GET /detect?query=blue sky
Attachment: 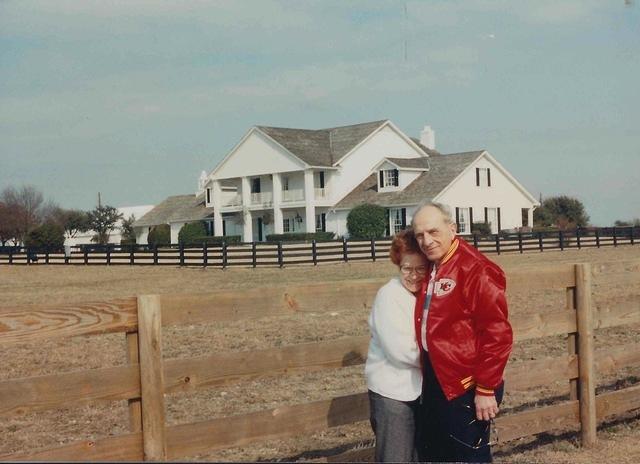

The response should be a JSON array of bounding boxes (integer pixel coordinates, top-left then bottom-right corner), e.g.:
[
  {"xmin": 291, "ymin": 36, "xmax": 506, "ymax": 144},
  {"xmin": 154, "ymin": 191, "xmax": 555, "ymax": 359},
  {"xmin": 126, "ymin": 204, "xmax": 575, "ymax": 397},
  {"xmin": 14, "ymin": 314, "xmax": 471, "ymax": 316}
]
[{"xmin": 1, "ymin": 0, "xmax": 638, "ymax": 226}]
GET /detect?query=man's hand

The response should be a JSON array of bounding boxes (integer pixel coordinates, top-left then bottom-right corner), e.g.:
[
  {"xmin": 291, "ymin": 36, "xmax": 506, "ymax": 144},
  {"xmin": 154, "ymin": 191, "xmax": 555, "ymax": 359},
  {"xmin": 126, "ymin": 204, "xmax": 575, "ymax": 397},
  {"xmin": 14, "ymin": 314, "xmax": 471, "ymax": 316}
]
[{"xmin": 474, "ymin": 394, "xmax": 498, "ymax": 421}]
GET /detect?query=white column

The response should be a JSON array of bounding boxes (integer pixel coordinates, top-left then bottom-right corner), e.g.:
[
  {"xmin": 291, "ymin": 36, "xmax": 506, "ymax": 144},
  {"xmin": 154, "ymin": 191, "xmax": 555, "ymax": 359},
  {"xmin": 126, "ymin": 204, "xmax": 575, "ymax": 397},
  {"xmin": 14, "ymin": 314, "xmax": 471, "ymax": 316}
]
[
  {"xmin": 242, "ymin": 210, "xmax": 252, "ymax": 242},
  {"xmin": 304, "ymin": 169, "xmax": 315, "ymax": 233},
  {"xmin": 212, "ymin": 180, "xmax": 223, "ymax": 237},
  {"xmin": 240, "ymin": 177, "xmax": 253, "ymax": 242},
  {"xmin": 170, "ymin": 222, "xmax": 182, "ymax": 244},
  {"xmin": 272, "ymin": 173, "xmax": 284, "ymax": 234},
  {"xmin": 136, "ymin": 227, "xmax": 149, "ymax": 245},
  {"xmin": 241, "ymin": 177, "xmax": 251, "ymax": 206}
]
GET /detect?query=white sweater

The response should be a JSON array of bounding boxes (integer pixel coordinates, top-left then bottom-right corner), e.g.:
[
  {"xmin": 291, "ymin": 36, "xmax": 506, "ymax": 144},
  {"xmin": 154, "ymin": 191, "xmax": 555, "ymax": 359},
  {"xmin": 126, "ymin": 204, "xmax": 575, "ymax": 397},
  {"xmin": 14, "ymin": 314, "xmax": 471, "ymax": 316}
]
[{"xmin": 364, "ymin": 277, "xmax": 422, "ymax": 402}]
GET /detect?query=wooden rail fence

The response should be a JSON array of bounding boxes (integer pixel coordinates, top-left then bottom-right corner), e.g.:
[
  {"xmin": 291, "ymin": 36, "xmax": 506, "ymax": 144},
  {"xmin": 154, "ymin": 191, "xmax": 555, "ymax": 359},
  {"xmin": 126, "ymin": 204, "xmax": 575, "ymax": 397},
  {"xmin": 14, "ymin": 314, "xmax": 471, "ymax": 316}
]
[
  {"xmin": 1, "ymin": 226, "xmax": 638, "ymax": 268},
  {"xmin": 1, "ymin": 262, "xmax": 639, "ymax": 460}
]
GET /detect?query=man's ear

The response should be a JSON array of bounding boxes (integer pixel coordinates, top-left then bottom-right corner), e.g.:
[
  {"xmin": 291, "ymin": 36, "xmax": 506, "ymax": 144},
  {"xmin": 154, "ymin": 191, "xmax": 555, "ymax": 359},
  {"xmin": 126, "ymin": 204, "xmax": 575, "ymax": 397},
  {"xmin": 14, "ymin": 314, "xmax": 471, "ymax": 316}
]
[{"xmin": 449, "ymin": 222, "xmax": 457, "ymax": 236}]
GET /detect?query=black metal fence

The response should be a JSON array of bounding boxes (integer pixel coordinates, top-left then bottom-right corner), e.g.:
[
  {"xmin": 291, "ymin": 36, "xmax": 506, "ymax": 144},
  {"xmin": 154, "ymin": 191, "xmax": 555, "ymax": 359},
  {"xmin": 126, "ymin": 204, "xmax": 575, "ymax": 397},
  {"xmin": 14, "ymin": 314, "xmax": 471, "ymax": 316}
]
[{"xmin": 1, "ymin": 226, "xmax": 638, "ymax": 268}]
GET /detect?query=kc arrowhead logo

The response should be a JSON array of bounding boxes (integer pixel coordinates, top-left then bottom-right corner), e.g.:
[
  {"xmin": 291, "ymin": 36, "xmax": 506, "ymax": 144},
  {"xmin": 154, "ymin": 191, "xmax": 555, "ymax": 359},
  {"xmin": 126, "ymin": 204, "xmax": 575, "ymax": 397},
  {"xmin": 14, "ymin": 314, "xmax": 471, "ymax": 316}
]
[{"xmin": 434, "ymin": 278, "xmax": 456, "ymax": 296}]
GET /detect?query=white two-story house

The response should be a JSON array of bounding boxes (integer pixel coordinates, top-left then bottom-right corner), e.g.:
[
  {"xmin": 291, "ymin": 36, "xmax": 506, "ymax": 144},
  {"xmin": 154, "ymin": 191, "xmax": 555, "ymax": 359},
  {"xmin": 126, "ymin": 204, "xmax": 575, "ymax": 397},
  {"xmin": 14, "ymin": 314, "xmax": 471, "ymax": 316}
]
[{"xmin": 134, "ymin": 120, "xmax": 539, "ymax": 243}]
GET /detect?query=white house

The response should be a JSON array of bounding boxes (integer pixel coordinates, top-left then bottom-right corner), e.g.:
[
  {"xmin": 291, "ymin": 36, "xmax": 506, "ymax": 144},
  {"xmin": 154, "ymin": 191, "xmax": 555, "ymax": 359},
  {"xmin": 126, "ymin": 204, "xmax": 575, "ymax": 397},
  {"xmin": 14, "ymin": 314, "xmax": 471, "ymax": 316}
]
[
  {"xmin": 134, "ymin": 120, "xmax": 538, "ymax": 243},
  {"xmin": 65, "ymin": 205, "xmax": 154, "ymax": 247}
]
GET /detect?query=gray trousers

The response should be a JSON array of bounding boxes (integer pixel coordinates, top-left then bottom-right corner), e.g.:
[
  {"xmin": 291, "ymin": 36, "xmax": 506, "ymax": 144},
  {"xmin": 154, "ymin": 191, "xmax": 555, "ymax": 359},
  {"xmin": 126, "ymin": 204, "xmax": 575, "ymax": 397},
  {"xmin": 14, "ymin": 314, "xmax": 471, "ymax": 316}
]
[{"xmin": 368, "ymin": 390, "xmax": 420, "ymax": 463}]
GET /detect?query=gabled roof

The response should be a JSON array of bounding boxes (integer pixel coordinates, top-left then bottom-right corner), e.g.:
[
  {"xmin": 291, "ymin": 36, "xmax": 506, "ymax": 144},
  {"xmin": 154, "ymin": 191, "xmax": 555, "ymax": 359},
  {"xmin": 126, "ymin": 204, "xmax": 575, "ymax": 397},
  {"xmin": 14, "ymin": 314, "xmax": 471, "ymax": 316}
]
[
  {"xmin": 133, "ymin": 194, "xmax": 213, "ymax": 227},
  {"xmin": 334, "ymin": 151, "xmax": 484, "ymax": 209},
  {"xmin": 256, "ymin": 120, "xmax": 388, "ymax": 167}
]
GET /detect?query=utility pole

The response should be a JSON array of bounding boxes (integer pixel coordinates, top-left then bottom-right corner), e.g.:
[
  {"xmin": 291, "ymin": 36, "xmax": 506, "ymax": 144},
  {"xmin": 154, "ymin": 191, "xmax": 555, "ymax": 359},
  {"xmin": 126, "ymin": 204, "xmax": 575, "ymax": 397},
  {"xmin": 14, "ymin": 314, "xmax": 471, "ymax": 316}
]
[{"xmin": 98, "ymin": 192, "xmax": 102, "ymax": 208}]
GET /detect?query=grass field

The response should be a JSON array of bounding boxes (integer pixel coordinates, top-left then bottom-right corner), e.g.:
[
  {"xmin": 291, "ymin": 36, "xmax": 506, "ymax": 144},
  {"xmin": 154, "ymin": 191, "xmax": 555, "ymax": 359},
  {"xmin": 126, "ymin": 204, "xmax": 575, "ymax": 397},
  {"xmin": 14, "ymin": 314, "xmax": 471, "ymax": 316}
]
[{"xmin": 1, "ymin": 245, "xmax": 639, "ymax": 462}]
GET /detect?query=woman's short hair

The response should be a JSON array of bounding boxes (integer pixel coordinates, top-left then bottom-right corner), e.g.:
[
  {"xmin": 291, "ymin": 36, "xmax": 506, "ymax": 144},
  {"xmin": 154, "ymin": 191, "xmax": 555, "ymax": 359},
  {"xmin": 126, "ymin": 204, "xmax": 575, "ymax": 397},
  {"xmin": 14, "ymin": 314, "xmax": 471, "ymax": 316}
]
[{"xmin": 389, "ymin": 228, "xmax": 423, "ymax": 266}]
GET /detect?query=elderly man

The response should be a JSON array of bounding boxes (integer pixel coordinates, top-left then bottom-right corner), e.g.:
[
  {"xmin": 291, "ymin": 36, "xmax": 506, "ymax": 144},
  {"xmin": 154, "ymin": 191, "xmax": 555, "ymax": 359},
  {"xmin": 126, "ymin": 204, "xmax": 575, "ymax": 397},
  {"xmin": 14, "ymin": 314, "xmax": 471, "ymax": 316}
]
[{"xmin": 412, "ymin": 201, "xmax": 513, "ymax": 463}]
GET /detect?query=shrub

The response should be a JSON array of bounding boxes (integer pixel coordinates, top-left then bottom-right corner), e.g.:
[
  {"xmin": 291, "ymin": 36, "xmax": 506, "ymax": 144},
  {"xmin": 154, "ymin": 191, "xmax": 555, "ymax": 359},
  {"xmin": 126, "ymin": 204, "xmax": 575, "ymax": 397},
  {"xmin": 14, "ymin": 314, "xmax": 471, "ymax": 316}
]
[
  {"xmin": 471, "ymin": 222, "xmax": 492, "ymax": 236},
  {"xmin": 148, "ymin": 224, "xmax": 170, "ymax": 247},
  {"xmin": 347, "ymin": 204, "xmax": 387, "ymax": 239},
  {"xmin": 265, "ymin": 232, "xmax": 335, "ymax": 242},
  {"xmin": 178, "ymin": 221, "xmax": 207, "ymax": 245},
  {"xmin": 183, "ymin": 235, "xmax": 242, "ymax": 246},
  {"xmin": 24, "ymin": 222, "xmax": 65, "ymax": 250}
]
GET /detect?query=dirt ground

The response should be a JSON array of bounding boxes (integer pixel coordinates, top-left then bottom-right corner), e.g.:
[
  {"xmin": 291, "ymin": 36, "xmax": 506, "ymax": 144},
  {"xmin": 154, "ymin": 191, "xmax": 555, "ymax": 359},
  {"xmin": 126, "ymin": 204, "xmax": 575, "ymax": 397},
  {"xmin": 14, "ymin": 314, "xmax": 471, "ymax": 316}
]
[{"xmin": 1, "ymin": 245, "xmax": 639, "ymax": 462}]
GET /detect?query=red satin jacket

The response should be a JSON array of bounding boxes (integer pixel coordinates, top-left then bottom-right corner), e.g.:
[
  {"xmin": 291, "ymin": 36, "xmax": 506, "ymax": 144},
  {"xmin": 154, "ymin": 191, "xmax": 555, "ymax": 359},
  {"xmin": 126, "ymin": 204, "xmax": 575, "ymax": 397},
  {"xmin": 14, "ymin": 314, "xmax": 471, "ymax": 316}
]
[{"xmin": 414, "ymin": 238, "xmax": 513, "ymax": 401}]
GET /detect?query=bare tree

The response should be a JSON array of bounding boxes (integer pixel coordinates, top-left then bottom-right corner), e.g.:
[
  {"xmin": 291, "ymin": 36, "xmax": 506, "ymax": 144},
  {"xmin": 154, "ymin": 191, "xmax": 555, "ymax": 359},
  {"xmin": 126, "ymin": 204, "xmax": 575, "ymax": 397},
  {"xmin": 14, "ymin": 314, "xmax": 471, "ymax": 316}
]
[
  {"xmin": 0, "ymin": 201, "xmax": 21, "ymax": 246},
  {"xmin": 0, "ymin": 185, "xmax": 53, "ymax": 243}
]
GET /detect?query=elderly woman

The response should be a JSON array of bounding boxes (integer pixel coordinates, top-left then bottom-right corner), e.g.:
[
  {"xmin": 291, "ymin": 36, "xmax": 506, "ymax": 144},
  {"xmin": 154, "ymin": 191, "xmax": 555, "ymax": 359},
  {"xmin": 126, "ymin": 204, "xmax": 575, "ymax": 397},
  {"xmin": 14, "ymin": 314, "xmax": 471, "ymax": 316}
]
[{"xmin": 365, "ymin": 229, "xmax": 427, "ymax": 462}]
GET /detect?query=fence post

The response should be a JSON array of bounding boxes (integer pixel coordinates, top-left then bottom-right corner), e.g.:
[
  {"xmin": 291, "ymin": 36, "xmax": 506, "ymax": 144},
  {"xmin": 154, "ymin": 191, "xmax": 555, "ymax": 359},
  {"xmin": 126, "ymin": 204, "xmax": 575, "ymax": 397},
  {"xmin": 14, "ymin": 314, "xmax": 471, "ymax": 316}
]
[
  {"xmin": 153, "ymin": 245, "xmax": 158, "ymax": 265},
  {"xmin": 370, "ymin": 238, "xmax": 376, "ymax": 262},
  {"xmin": 130, "ymin": 245, "xmax": 135, "ymax": 265},
  {"xmin": 566, "ymin": 284, "xmax": 579, "ymax": 407},
  {"xmin": 342, "ymin": 237, "xmax": 348, "ymax": 262},
  {"xmin": 252, "ymin": 242, "xmax": 257, "ymax": 268},
  {"xmin": 595, "ymin": 229, "xmax": 600, "ymax": 248},
  {"xmin": 179, "ymin": 243, "xmax": 185, "ymax": 266},
  {"xmin": 559, "ymin": 230, "xmax": 564, "ymax": 251},
  {"xmin": 631, "ymin": 226, "xmax": 635, "ymax": 246},
  {"xmin": 473, "ymin": 234, "xmax": 478, "ymax": 249},
  {"xmin": 518, "ymin": 233, "xmax": 523, "ymax": 253},
  {"xmin": 612, "ymin": 227, "xmax": 618, "ymax": 247},
  {"xmin": 137, "ymin": 294, "xmax": 167, "ymax": 460},
  {"xmin": 538, "ymin": 232, "xmax": 543, "ymax": 252},
  {"xmin": 125, "ymin": 331, "xmax": 143, "ymax": 433},
  {"xmin": 575, "ymin": 263, "xmax": 596, "ymax": 447},
  {"xmin": 312, "ymin": 239, "xmax": 318, "ymax": 265},
  {"xmin": 495, "ymin": 234, "xmax": 501, "ymax": 255},
  {"xmin": 277, "ymin": 241, "xmax": 283, "ymax": 268},
  {"xmin": 576, "ymin": 228, "xmax": 582, "ymax": 249},
  {"xmin": 222, "ymin": 242, "xmax": 228, "ymax": 269},
  {"xmin": 84, "ymin": 247, "xmax": 89, "ymax": 265},
  {"xmin": 202, "ymin": 242, "xmax": 208, "ymax": 267},
  {"xmin": 45, "ymin": 246, "xmax": 50, "ymax": 264}
]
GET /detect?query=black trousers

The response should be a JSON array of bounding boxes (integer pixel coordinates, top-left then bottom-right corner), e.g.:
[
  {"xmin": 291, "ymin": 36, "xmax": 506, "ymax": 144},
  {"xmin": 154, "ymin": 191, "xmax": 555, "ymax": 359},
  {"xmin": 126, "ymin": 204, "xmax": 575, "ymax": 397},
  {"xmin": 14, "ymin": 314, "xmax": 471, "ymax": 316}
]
[{"xmin": 418, "ymin": 353, "xmax": 504, "ymax": 463}]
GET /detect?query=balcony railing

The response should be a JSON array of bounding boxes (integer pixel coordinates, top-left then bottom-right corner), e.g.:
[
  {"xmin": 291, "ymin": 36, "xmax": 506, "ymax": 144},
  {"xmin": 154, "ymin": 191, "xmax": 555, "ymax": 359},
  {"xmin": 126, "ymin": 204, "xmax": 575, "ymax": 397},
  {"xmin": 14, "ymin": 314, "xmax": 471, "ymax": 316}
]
[
  {"xmin": 314, "ymin": 187, "xmax": 327, "ymax": 199},
  {"xmin": 222, "ymin": 194, "xmax": 242, "ymax": 207},
  {"xmin": 282, "ymin": 189, "xmax": 305, "ymax": 202},
  {"xmin": 251, "ymin": 192, "xmax": 273, "ymax": 206}
]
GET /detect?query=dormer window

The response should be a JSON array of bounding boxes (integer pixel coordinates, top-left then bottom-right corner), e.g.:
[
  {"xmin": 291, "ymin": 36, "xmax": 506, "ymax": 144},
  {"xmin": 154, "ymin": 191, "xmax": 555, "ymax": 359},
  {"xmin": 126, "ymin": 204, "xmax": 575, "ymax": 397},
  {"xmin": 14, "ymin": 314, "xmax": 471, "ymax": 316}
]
[
  {"xmin": 379, "ymin": 169, "xmax": 399, "ymax": 189},
  {"xmin": 476, "ymin": 168, "xmax": 491, "ymax": 187}
]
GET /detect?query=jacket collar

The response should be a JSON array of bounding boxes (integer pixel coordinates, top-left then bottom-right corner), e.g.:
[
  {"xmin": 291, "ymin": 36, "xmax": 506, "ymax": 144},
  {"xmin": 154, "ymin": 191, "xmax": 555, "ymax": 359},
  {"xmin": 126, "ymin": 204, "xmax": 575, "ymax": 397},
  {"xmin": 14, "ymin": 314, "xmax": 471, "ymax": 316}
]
[{"xmin": 439, "ymin": 237, "xmax": 459, "ymax": 266}]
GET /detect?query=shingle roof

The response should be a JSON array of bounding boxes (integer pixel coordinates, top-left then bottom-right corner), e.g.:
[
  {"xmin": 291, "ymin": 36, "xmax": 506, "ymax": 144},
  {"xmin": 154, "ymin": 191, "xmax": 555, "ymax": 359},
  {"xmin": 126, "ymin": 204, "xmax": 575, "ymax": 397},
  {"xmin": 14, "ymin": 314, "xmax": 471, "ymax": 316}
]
[
  {"xmin": 334, "ymin": 151, "xmax": 484, "ymax": 209},
  {"xmin": 409, "ymin": 137, "xmax": 441, "ymax": 156},
  {"xmin": 133, "ymin": 194, "xmax": 213, "ymax": 227},
  {"xmin": 386, "ymin": 157, "xmax": 431, "ymax": 169},
  {"xmin": 256, "ymin": 120, "xmax": 389, "ymax": 166}
]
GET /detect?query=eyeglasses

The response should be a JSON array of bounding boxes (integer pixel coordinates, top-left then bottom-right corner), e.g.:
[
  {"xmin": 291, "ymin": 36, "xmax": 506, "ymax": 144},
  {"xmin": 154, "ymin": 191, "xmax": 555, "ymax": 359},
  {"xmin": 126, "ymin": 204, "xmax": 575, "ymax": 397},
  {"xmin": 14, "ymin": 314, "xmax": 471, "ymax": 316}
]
[
  {"xmin": 400, "ymin": 265, "xmax": 427, "ymax": 276},
  {"xmin": 448, "ymin": 404, "xmax": 499, "ymax": 450}
]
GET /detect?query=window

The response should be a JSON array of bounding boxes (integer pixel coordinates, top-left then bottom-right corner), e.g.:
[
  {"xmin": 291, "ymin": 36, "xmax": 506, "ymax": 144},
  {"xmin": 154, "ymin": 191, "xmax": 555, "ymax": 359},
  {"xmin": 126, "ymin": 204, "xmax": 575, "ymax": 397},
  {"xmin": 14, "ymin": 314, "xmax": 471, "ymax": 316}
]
[
  {"xmin": 282, "ymin": 176, "xmax": 289, "ymax": 191},
  {"xmin": 521, "ymin": 208, "xmax": 529, "ymax": 228},
  {"xmin": 379, "ymin": 169, "xmax": 399, "ymax": 188},
  {"xmin": 389, "ymin": 208, "xmax": 406, "ymax": 234},
  {"xmin": 484, "ymin": 207, "xmax": 501, "ymax": 234},
  {"xmin": 283, "ymin": 218, "xmax": 291, "ymax": 233},
  {"xmin": 206, "ymin": 188, "xmax": 211, "ymax": 204},
  {"xmin": 251, "ymin": 177, "xmax": 261, "ymax": 193},
  {"xmin": 315, "ymin": 213, "xmax": 326, "ymax": 232},
  {"xmin": 456, "ymin": 207, "xmax": 471, "ymax": 234},
  {"xmin": 476, "ymin": 168, "xmax": 491, "ymax": 187}
]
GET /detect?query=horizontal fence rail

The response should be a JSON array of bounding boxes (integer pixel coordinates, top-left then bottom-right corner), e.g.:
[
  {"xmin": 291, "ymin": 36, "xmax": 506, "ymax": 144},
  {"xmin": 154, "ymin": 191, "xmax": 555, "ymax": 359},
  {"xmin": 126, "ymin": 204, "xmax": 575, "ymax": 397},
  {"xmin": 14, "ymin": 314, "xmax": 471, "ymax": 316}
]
[
  {"xmin": 0, "ymin": 226, "xmax": 638, "ymax": 268},
  {"xmin": 1, "ymin": 261, "xmax": 639, "ymax": 461}
]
